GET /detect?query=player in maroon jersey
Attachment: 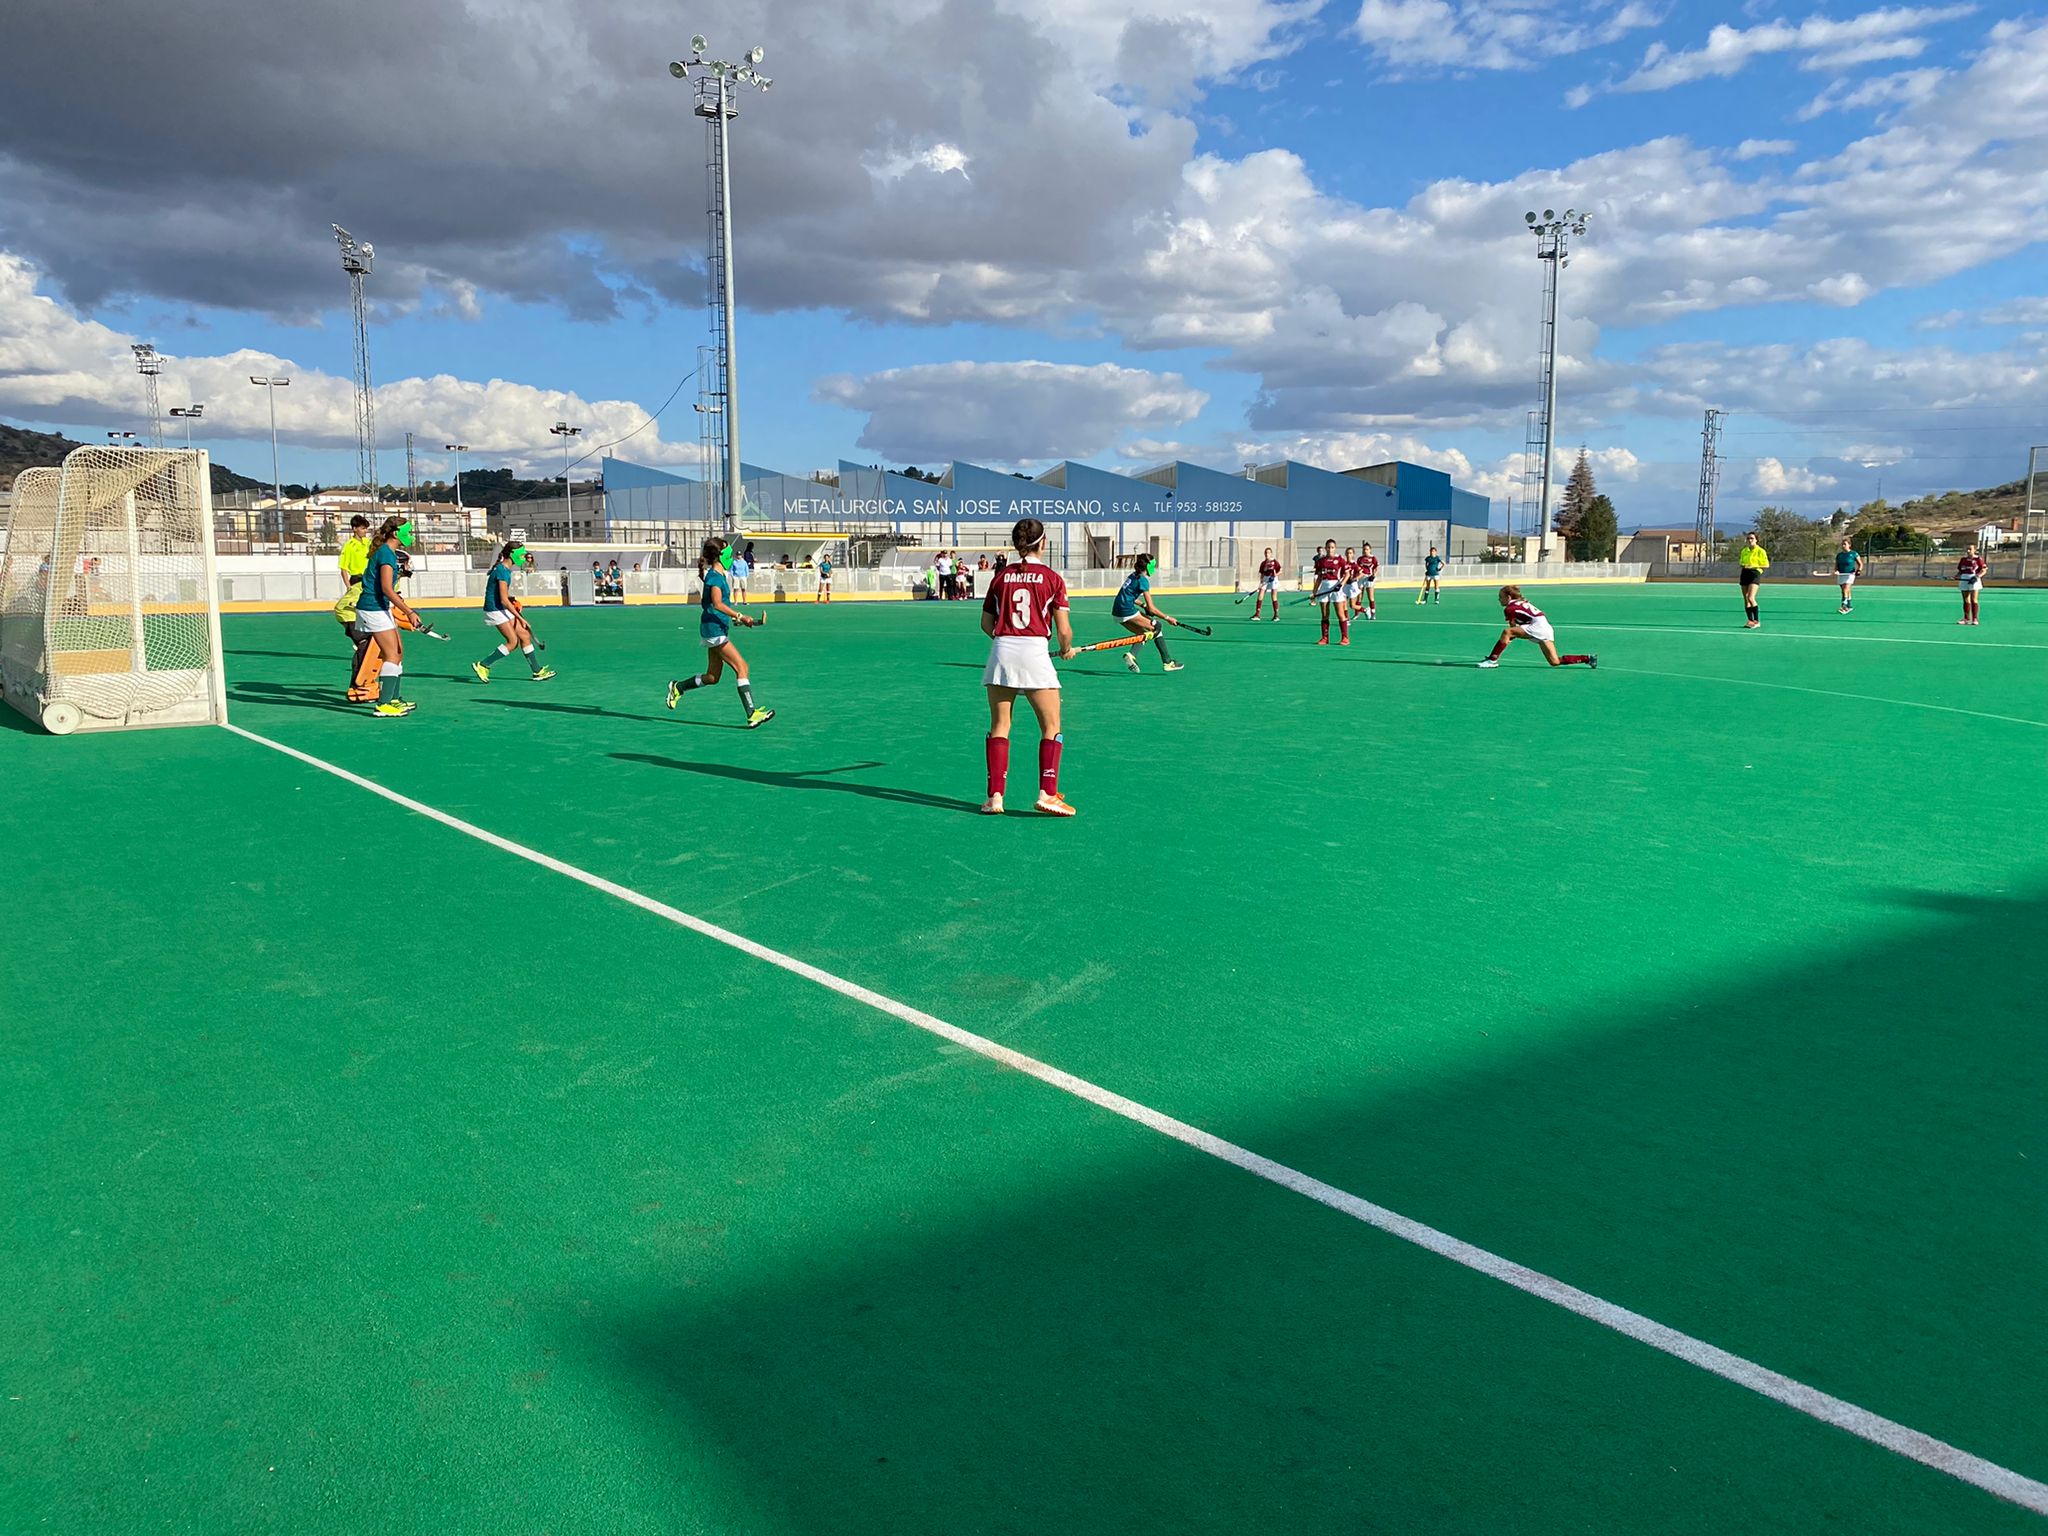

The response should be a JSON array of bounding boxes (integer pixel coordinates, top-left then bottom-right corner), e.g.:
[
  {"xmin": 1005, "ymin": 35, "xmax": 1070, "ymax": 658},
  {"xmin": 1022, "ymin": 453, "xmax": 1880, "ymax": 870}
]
[
  {"xmin": 1477, "ymin": 586, "xmax": 1595, "ymax": 669},
  {"xmin": 980, "ymin": 518, "xmax": 1079, "ymax": 816},
  {"xmin": 1956, "ymin": 548, "xmax": 1987, "ymax": 624},
  {"xmin": 1311, "ymin": 539, "xmax": 1350, "ymax": 646},
  {"xmin": 1252, "ymin": 548, "xmax": 1283, "ymax": 620},
  {"xmin": 1357, "ymin": 542, "xmax": 1380, "ymax": 621}
]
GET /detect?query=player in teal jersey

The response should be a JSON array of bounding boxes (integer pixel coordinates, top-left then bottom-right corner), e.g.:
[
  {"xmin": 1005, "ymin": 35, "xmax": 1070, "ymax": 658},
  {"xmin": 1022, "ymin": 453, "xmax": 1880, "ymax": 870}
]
[
  {"xmin": 1834, "ymin": 539, "xmax": 1861, "ymax": 613},
  {"xmin": 1109, "ymin": 552, "xmax": 1183, "ymax": 673},
  {"xmin": 355, "ymin": 516, "xmax": 420, "ymax": 716},
  {"xmin": 816, "ymin": 554, "xmax": 834, "ymax": 603},
  {"xmin": 472, "ymin": 541, "xmax": 556, "ymax": 681},
  {"xmin": 668, "ymin": 536, "xmax": 773, "ymax": 727},
  {"xmin": 1418, "ymin": 546, "xmax": 1444, "ymax": 604}
]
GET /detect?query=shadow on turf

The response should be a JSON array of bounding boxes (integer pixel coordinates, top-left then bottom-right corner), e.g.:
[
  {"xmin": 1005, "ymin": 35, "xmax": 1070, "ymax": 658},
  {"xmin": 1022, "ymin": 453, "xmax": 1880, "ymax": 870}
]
[
  {"xmin": 227, "ymin": 682, "xmax": 364, "ymax": 715},
  {"xmin": 557, "ymin": 880, "xmax": 2048, "ymax": 1536},
  {"xmin": 612, "ymin": 751, "xmax": 980, "ymax": 812},
  {"xmin": 226, "ymin": 648, "xmax": 339, "ymax": 661},
  {"xmin": 468, "ymin": 696, "xmax": 744, "ymax": 729}
]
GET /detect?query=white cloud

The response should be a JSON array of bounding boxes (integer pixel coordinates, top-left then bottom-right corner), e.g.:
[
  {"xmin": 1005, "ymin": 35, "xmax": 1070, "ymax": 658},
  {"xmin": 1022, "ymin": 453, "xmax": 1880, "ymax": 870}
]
[
  {"xmin": 0, "ymin": 253, "xmax": 701, "ymax": 475},
  {"xmin": 813, "ymin": 360, "xmax": 1207, "ymax": 464},
  {"xmin": 1353, "ymin": 0, "xmax": 1658, "ymax": 74},
  {"xmin": 1751, "ymin": 456, "xmax": 1840, "ymax": 495},
  {"xmin": 865, "ymin": 143, "xmax": 973, "ymax": 182},
  {"xmin": 1596, "ymin": 5, "xmax": 1974, "ymax": 98},
  {"xmin": 1797, "ymin": 66, "xmax": 1946, "ymax": 118},
  {"xmin": 1733, "ymin": 138, "xmax": 1795, "ymax": 159},
  {"xmin": 1980, "ymin": 296, "xmax": 2048, "ymax": 326}
]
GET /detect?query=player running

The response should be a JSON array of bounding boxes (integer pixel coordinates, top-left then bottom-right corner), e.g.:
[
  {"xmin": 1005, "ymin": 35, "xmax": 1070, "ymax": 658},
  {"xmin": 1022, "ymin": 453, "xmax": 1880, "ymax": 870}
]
[
  {"xmin": 1834, "ymin": 539, "xmax": 1861, "ymax": 613},
  {"xmin": 356, "ymin": 517, "xmax": 422, "ymax": 716},
  {"xmin": 1737, "ymin": 531, "xmax": 1769, "ymax": 628},
  {"xmin": 980, "ymin": 518, "xmax": 1078, "ymax": 816},
  {"xmin": 1110, "ymin": 552, "xmax": 1184, "ymax": 672},
  {"xmin": 472, "ymin": 541, "xmax": 555, "ymax": 682},
  {"xmin": 1252, "ymin": 547, "xmax": 1282, "ymax": 620},
  {"xmin": 1357, "ymin": 542, "xmax": 1380, "ymax": 621},
  {"xmin": 667, "ymin": 536, "xmax": 774, "ymax": 728},
  {"xmin": 1477, "ymin": 586, "xmax": 1596, "ymax": 669},
  {"xmin": 1957, "ymin": 547, "xmax": 1987, "ymax": 624},
  {"xmin": 1418, "ymin": 545, "xmax": 1442, "ymax": 604},
  {"xmin": 1312, "ymin": 540, "xmax": 1349, "ymax": 646}
]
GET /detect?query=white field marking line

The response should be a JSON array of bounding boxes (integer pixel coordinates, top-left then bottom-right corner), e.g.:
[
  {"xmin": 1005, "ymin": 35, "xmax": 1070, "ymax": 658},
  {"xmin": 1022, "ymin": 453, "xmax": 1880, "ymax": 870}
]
[
  {"xmin": 223, "ymin": 717, "xmax": 2048, "ymax": 1519},
  {"xmin": 1606, "ymin": 665, "xmax": 2048, "ymax": 729},
  {"xmin": 1386, "ymin": 617, "xmax": 2048, "ymax": 651}
]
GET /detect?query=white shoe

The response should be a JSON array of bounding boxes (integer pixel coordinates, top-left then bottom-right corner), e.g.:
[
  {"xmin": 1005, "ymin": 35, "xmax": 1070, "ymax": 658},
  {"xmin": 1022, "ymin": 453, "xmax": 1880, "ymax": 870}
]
[
  {"xmin": 1124, "ymin": 653, "xmax": 1140, "ymax": 672},
  {"xmin": 1476, "ymin": 658, "xmax": 1500, "ymax": 668},
  {"xmin": 980, "ymin": 793, "xmax": 1004, "ymax": 816}
]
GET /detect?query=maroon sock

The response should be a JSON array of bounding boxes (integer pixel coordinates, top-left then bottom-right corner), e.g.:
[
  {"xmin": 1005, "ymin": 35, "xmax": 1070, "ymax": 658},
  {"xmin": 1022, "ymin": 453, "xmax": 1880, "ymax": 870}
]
[
  {"xmin": 1486, "ymin": 637, "xmax": 1508, "ymax": 660},
  {"xmin": 1320, "ymin": 612, "xmax": 1330, "ymax": 639},
  {"xmin": 1560, "ymin": 654, "xmax": 1592, "ymax": 665},
  {"xmin": 985, "ymin": 735, "xmax": 1009, "ymax": 797},
  {"xmin": 1339, "ymin": 615, "xmax": 1350, "ymax": 641},
  {"xmin": 1039, "ymin": 734, "xmax": 1062, "ymax": 795}
]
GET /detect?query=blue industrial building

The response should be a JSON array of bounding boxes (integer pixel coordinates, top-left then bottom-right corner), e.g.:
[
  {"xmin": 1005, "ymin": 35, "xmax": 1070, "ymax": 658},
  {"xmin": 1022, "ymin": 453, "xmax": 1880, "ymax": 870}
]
[{"xmin": 601, "ymin": 451, "xmax": 1492, "ymax": 570}]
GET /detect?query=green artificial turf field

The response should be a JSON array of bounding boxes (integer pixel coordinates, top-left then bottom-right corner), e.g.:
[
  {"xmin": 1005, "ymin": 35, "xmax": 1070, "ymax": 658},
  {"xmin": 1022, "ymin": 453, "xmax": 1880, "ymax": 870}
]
[{"xmin": 2, "ymin": 580, "xmax": 2044, "ymax": 1533}]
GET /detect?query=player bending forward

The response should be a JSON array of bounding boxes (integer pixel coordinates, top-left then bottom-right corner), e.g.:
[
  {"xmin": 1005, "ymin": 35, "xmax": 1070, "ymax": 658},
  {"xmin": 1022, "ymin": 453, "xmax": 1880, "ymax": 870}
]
[
  {"xmin": 1477, "ymin": 586, "xmax": 1596, "ymax": 669},
  {"xmin": 668, "ymin": 537, "xmax": 774, "ymax": 728},
  {"xmin": 981, "ymin": 518, "xmax": 1077, "ymax": 817},
  {"xmin": 1312, "ymin": 540, "xmax": 1350, "ymax": 646},
  {"xmin": 472, "ymin": 541, "xmax": 555, "ymax": 682},
  {"xmin": 1252, "ymin": 548, "xmax": 1282, "ymax": 620},
  {"xmin": 1111, "ymin": 552, "xmax": 1185, "ymax": 672}
]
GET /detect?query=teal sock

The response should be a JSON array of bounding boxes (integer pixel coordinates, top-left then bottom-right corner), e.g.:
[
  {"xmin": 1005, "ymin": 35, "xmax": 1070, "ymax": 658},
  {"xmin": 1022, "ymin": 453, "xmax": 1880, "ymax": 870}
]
[
  {"xmin": 673, "ymin": 674, "xmax": 706, "ymax": 694},
  {"xmin": 1153, "ymin": 633, "xmax": 1175, "ymax": 662},
  {"xmin": 477, "ymin": 645, "xmax": 507, "ymax": 670},
  {"xmin": 377, "ymin": 671, "xmax": 398, "ymax": 704},
  {"xmin": 523, "ymin": 644, "xmax": 541, "ymax": 674},
  {"xmin": 737, "ymin": 681, "xmax": 756, "ymax": 714}
]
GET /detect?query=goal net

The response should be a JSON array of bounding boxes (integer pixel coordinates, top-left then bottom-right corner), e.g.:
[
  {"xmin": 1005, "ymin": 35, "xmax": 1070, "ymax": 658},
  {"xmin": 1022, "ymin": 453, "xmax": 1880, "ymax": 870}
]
[{"xmin": 0, "ymin": 446, "xmax": 227, "ymax": 735}]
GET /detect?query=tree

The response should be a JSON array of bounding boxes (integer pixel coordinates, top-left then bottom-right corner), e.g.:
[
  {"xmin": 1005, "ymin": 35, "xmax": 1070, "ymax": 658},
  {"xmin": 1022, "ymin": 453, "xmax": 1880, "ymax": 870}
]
[
  {"xmin": 1572, "ymin": 493, "xmax": 1618, "ymax": 561},
  {"xmin": 1554, "ymin": 447, "xmax": 1596, "ymax": 542},
  {"xmin": 1750, "ymin": 505, "xmax": 1818, "ymax": 553}
]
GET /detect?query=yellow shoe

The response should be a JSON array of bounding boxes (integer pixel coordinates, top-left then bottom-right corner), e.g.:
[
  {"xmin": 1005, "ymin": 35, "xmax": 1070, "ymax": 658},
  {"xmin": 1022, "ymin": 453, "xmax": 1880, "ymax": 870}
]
[
  {"xmin": 372, "ymin": 701, "xmax": 409, "ymax": 718},
  {"xmin": 745, "ymin": 707, "xmax": 775, "ymax": 729},
  {"xmin": 470, "ymin": 661, "xmax": 490, "ymax": 682}
]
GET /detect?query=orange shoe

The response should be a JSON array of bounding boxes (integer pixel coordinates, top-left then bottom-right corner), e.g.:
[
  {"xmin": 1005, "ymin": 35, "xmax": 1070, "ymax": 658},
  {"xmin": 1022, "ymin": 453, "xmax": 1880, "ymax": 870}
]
[{"xmin": 1034, "ymin": 791, "xmax": 1077, "ymax": 817}]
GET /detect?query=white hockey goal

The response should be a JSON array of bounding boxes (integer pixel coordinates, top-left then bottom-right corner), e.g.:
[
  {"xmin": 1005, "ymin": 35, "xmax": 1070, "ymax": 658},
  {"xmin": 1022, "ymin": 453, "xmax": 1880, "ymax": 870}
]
[{"xmin": 0, "ymin": 446, "xmax": 227, "ymax": 734}]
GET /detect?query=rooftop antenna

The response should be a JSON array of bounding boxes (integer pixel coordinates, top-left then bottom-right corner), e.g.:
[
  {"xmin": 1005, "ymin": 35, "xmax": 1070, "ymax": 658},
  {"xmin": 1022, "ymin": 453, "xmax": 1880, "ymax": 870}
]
[{"xmin": 333, "ymin": 224, "xmax": 379, "ymax": 505}]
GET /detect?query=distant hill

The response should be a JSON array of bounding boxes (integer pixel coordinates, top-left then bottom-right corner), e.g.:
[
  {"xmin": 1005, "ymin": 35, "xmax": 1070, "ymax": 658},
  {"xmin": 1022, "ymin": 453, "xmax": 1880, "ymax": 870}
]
[
  {"xmin": 0, "ymin": 420, "xmax": 308, "ymax": 500},
  {"xmin": 1876, "ymin": 479, "xmax": 2030, "ymax": 539}
]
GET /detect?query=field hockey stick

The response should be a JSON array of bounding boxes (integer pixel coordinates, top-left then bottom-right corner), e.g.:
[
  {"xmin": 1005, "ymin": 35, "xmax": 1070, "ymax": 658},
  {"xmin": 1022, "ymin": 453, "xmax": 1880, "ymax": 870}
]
[
  {"xmin": 1069, "ymin": 633, "xmax": 1152, "ymax": 655},
  {"xmin": 1157, "ymin": 614, "xmax": 1212, "ymax": 636}
]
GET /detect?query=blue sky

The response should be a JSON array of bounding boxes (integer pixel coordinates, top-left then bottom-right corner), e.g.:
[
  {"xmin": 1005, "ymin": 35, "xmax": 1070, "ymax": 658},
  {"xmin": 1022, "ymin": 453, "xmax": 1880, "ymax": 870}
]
[{"xmin": 3, "ymin": 0, "xmax": 2045, "ymax": 527}]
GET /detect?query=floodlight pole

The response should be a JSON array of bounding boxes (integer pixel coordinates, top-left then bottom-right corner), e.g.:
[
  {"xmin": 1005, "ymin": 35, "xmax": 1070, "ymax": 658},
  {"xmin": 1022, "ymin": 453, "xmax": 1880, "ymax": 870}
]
[
  {"xmin": 550, "ymin": 421, "xmax": 582, "ymax": 532},
  {"xmin": 444, "ymin": 444, "xmax": 468, "ymax": 515},
  {"xmin": 170, "ymin": 403, "xmax": 205, "ymax": 453},
  {"xmin": 250, "ymin": 376, "xmax": 290, "ymax": 548},
  {"xmin": 1523, "ymin": 208, "xmax": 1589, "ymax": 559},
  {"xmin": 672, "ymin": 37, "xmax": 771, "ymax": 537}
]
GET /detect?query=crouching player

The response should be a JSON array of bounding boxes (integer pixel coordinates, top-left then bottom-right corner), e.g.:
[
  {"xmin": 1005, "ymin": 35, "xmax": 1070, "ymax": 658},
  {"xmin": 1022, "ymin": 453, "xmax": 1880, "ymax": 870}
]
[
  {"xmin": 1477, "ymin": 586, "xmax": 1596, "ymax": 669},
  {"xmin": 980, "ymin": 518, "xmax": 1077, "ymax": 816},
  {"xmin": 472, "ymin": 541, "xmax": 555, "ymax": 682},
  {"xmin": 1111, "ymin": 552, "xmax": 1184, "ymax": 673}
]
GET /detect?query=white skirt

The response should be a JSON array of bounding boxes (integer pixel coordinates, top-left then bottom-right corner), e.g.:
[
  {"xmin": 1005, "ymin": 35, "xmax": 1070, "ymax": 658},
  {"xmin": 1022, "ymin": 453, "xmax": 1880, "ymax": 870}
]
[
  {"xmin": 983, "ymin": 635, "xmax": 1059, "ymax": 691},
  {"xmin": 1517, "ymin": 616, "xmax": 1556, "ymax": 644},
  {"xmin": 355, "ymin": 608, "xmax": 397, "ymax": 634}
]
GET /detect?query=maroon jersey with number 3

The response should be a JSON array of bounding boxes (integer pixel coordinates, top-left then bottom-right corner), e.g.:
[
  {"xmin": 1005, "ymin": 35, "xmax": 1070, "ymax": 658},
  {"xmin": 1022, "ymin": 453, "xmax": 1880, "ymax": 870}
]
[
  {"xmin": 1359, "ymin": 554, "xmax": 1380, "ymax": 582},
  {"xmin": 1313, "ymin": 553, "xmax": 1345, "ymax": 586},
  {"xmin": 983, "ymin": 559, "xmax": 1070, "ymax": 638},
  {"xmin": 1504, "ymin": 595, "xmax": 1544, "ymax": 626}
]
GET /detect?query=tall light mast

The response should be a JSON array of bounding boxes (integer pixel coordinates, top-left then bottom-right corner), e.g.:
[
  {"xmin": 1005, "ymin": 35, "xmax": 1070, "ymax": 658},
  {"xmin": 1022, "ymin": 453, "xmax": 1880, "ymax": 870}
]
[
  {"xmin": 670, "ymin": 35, "xmax": 771, "ymax": 536},
  {"xmin": 333, "ymin": 224, "xmax": 379, "ymax": 505},
  {"xmin": 1522, "ymin": 207, "xmax": 1589, "ymax": 556}
]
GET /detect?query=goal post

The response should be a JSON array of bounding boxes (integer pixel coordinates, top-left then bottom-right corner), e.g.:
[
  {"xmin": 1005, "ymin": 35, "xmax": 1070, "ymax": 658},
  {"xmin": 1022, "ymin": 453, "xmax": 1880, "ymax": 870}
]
[{"xmin": 0, "ymin": 445, "xmax": 227, "ymax": 735}]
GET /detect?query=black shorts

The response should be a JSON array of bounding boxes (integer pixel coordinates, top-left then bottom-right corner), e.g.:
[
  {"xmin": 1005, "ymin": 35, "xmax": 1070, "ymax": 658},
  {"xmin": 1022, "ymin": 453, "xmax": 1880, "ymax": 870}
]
[{"xmin": 1739, "ymin": 567, "xmax": 1761, "ymax": 588}]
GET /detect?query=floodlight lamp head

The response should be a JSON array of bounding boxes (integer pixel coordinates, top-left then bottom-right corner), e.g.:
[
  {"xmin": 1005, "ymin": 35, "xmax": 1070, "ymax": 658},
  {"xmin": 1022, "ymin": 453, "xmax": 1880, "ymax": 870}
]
[
  {"xmin": 670, "ymin": 60, "xmax": 688, "ymax": 77},
  {"xmin": 1543, "ymin": 208, "xmax": 1555, "ymax": 221},
  {"xmin": 746, "ymin": 45, "xmax": 764, "ymax": 63},
  {"xmin": 691, "ymin": 33, "xmax": 707, "ymax": 52},
  {"xmin": 1525, "ymin": 210, "xmax": 1537, "ymax": 224}
]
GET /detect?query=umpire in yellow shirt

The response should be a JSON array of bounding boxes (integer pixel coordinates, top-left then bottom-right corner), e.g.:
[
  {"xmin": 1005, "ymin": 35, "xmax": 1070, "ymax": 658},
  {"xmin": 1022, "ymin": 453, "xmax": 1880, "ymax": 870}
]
[
  {"xmin": 1738, "ymin": 530, "xmax": 1769, "ymax": 629},
  {"xmin": 337, "ymin": 514, "xmax": 372, "ymax": 592}
]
